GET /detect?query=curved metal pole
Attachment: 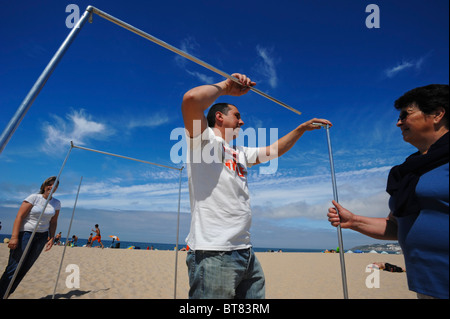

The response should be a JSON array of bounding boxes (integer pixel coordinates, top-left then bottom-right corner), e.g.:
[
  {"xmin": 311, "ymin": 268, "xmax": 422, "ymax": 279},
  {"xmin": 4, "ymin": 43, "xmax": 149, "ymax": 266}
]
[
  {"xmin": 173, "ymin": 166, "xmax": 184, "ymax": 299},
  {"xmin": 52, "ymin": 176, "xmax": 83, "ymax": 299},
  {"xmin": 0, "ymin": 8, "xmax": 93, "ymax": 155},
  {"xmin": 3, "ymin": 144, "xmax": 74, "ymax": 299}
]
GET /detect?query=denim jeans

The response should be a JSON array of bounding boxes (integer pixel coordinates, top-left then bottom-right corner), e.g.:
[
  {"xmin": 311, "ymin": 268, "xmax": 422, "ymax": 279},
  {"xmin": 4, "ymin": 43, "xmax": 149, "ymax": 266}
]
[
  {"xmin": 0, "ymin": 231, "xmax": 48, "ymax": 298},
  {"xmin": 186, "ymin": 247, "xmax": 265, "ymax": 299}
]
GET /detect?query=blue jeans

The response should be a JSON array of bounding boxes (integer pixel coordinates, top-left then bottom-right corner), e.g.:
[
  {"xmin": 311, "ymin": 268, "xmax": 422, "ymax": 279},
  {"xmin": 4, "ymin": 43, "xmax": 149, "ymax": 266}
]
[
  {"xmin": 0, "ymin": 231, "xmax": 48, "ymax": 298},
  {"xmin": 186, "ymin": 247, "xmax": 265, "ymax": 299}
]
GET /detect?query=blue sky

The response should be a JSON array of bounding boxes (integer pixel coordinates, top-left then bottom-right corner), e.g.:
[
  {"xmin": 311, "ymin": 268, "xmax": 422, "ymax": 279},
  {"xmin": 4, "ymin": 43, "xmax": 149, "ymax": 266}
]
[{"xmin": 0, "ymin": 0, "xmax": 448, "ymax": 249}]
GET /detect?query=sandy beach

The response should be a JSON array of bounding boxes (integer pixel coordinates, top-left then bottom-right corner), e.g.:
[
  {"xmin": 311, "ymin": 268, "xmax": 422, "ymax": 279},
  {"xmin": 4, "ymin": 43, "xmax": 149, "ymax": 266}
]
[{"xmin": 0, "ymin": 243, "xmax": 416, "ymax": 299}]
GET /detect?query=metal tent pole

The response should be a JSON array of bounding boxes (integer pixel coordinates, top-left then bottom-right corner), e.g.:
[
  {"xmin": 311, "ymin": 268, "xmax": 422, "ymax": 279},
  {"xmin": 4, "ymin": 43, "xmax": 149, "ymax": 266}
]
[
  {"xmin": 52, "ymin": 176, "xmax": 83, "ymax": 299},
  {"xmin": 0, "ymin": 8, "xmax": 93, "ymax": 155},
  {"xmin": 49, "ymin": 142, "xmax": 182, "ymax": 299},
  {"xmin": 69, "ymin": 142, "xmax": 184, "ymax": 298},
  {"xmin": 88, "ymin": 6, "xmax": 301, "ymax": 116},
  {"xmin": 173, "ymin": 166, "xmax": 184, "ymax": 299},
  {"xmin": 3, "ymin": 144, "xmax": 74, "ymax": 299},
  {"xmin": 325, "ymin": 124, "xmax": 349, "ymax": 299},
  {"xmin": 71, "ymin": 142, "xmax": 180, "ymax": 171},
  {"xmin": 0, "ymin": 5, "xmax": 301, "ymax": 156},
  {"xmin": 313, "ymin": 123, "xmax": 349, "ymax": 299}
]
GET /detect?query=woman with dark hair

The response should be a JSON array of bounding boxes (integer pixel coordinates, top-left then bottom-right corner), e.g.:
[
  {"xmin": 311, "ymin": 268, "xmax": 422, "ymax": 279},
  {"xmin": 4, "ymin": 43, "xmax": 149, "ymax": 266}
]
[
  {"xmin": 328, "ymin": 84, "xmax": 449, "ymax": 299},
  {"xmin": 0, "ymin": 176, "xmax": 61, "ymax": 298}
]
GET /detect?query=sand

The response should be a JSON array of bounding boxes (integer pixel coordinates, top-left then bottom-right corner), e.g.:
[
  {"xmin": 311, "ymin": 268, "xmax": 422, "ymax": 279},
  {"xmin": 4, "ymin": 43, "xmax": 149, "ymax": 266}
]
[{"xmin": 0, "ymin": 243, "xmax": 416, "ymax": 299}]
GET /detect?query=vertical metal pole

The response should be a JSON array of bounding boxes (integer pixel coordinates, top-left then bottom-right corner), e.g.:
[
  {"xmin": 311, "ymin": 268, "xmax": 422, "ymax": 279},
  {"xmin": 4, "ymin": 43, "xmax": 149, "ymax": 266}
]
[
  {"xmin": 52, "ymin": 176, "xmax": 83, "ymax": 299},
  {"xmin": 0, "ymin": 7, "xmax": 93, "ymax": 155},
  {"xmin": 173, "ymin": 166, "xmax": 184, "ymax": 299},
  {"xmin": 325, "ymin": 124, "xmax": 349, "ymax": 299},
  {"xmin": 3, "ymin": 144, "xmax": 74, "ymax": 299}
]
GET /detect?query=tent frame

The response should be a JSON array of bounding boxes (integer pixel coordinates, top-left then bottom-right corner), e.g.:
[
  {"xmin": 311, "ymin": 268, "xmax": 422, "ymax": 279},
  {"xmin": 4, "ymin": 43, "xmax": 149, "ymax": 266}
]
[
  {"xmin": 0, "ymin": 5, "xmax": 301, "ymax": 155},
  {"xmin": 3, "ymin": 142, "xmax": 184, "ymax": 299},
  {"xmin": 1, "ymin": 5, "xmax": 349, "ymax": 299}
]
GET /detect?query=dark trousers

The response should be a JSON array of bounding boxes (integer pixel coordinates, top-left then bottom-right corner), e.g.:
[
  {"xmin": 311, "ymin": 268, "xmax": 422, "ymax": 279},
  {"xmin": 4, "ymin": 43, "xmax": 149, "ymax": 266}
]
[{"xmin": 0, "ymin": 231, "xmax": 48, "ymax": 298}]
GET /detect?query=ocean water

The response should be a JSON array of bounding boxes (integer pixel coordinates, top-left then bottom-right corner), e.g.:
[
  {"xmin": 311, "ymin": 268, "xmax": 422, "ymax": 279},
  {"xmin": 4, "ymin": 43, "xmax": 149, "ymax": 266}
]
[
  {"xmin": 0, "ymin": 234, "xmax": 323, "ymax": 252},
  {"xmin": 0, "ymin": 234, "xmax": 400, "ymax": 253}
]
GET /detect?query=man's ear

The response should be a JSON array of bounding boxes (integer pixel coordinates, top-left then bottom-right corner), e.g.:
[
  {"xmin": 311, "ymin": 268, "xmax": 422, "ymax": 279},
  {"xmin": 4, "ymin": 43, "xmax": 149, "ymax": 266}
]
[
  {"xmin": 215, "ymin": 111, "xmax": 223, "ymax": 125},
  {"xmin": 433, "ymin": 107, "xmax": 446, "ymax": 124}
]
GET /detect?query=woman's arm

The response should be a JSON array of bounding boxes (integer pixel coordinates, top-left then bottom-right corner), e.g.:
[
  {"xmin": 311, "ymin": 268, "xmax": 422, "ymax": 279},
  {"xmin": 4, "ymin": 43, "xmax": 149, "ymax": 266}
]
[
  {"xmin": 45, "ymin": 209, "xmax": 60, "ymax": 251},
  {"xmin": 328, "ymin": 200, "xmax": 398, "ymax": 240},
  {"xmin": 8, "ymin": 201, "xmax": 33, "ymax": 250}
]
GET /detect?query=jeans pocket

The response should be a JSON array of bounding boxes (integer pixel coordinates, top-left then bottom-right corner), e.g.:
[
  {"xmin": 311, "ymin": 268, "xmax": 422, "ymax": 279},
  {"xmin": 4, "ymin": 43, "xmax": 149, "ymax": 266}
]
[{"xmin": 202, "ymin": 250, "xmax": 227, "ymax": 257}]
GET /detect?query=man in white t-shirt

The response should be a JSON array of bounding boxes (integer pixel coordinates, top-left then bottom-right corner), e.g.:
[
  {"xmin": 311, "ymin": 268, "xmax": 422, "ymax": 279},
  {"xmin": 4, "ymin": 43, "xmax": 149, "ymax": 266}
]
[{"xmin": 182, "ymin": 73, "xmax": 332, "ymax": 299}]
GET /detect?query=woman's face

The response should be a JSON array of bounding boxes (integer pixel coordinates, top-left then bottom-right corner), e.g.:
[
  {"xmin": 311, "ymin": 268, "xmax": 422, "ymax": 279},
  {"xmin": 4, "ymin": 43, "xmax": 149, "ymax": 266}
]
[
  {"xmin": 396, "ymin": 104, "xmax": 436, "ymax": 149},
  {"xmin": 43, "ymin": 181, "xmax": 58, "ymax": 198}
]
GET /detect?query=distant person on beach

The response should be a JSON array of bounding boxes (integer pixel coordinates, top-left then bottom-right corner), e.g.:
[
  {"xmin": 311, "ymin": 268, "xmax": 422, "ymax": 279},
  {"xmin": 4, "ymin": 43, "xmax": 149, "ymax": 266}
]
[
  {"xmin": 327, "ymin": 84, "xmax": 449, "ymax": 299},
  {"xmin": 91, "ymin": 224, "xmax": 104, "ymax": 248},
  {"xmin": 110, "ymin": 237, "xmax": 120, "ymax": 249},
  {"xmin": 86, "ymin": 233, "xmax": 93, "ymax": 247},
  {"xmin": 54, "ymin": 232, "xmax": 62, "ymax": 245},
  {"xmin": 68, "ymin": 235, "xmax": 78, "ymax": 247},
  {"xmin": 181, "ymin": 72, "xmax": 332, "ymax": 299},
  {"xmin": 0, "ymin": 176, "xmax": 61, "ymax": 299},
  {"xmin": 372, "ymin": 262, "xmax": 405, "ymax": 273}
]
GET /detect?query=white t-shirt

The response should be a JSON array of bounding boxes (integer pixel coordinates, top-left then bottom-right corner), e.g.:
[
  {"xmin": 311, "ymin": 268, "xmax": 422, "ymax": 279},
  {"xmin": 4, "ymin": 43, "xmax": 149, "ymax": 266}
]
[
  {"xmin": 185, "ymin": 127, "xmax": 259, "ymax": 251},
  {"xmin": 20, "ymin": 194, "xmax": 61, "ymax": 233}
]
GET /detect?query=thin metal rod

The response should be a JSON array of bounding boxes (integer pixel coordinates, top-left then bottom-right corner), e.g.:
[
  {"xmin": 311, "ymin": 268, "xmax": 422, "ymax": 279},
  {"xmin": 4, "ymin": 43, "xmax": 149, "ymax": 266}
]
[
  {"xmin": 3, "ymin": 144, "xmax": 74, "ymax": 299},
  {"xmin": 89, "ymin": 6, "xmax": 301, "ymax": 116},
  {"xmin": 0, "ymin": 8, "xmax": 93, "ymax": 155},
  {"xmin": 52, "ymin": 176, "xmax": 83, "ymax": 299},
  {"xmin": 324, "ymin": 124, "xmax": 349, "ymax": 299},
  {"xmin": 71, "ymin": 142, "xmax": 181, "ymax": 171},
  {"xmin": 173, "ymin": 166, "xmax": 184, "ymax": 299}
]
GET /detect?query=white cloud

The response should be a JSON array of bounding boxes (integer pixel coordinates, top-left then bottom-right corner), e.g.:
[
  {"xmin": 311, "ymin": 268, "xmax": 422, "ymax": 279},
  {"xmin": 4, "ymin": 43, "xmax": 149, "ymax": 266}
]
[
  {"xmin": 54, "ymin": 177, "xmax": 189, "ymax": 213},
  {"xmin": 41, "ymin": 109, "xmax": 171, "ymax": 154},
  {"xmin": 255, "ymin": 45, "xmax": 278, "ymax": 88},
  {"xmin": 175, "ymin": 36, "xmax": 199, "ymax": 68},
  {"xmin": 185, "ymin": 70, "xmax": 214, "ymax": 83},
  {"xmin": 41, "ymin": 109, "xmax": 113, "ymax": 153},
  {"xmin": 385, "ymin": 61, "xmax": 414, "ymax": 78},
  {"xmin": 176, "ymin": 36, "xmax": 214, "ymax": 84},
  {"xmin": 249, "ymin": 165, "xmax": 393, "ymax": 249},
  {"xmin": 126, "ymin": 113, "xmax": 170, "ymax": 129},
  {"xmin": 60, "ymin": 163, "xmax": 389, "ymax": 222},
  {"xmin": 384, "ymin": 55, "xmax": 427, "ymax": 78},
  {"xmin": 249, "ymin": 166, "xmax": 392, "ymax": 220}
]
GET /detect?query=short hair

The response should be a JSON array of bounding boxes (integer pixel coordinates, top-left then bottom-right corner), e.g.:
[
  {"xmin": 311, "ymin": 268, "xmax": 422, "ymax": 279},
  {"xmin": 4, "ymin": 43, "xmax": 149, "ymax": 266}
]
[
  {"xmin": 39, "ymin": 176, "xmax": 59, "ymax": 194},
  {"xmin": 394, "ymin": 84, "xmax": 449, "ymax": 128},
  {"xmin": 206, "ymin": 103, "xmax": 233, "ymax": 127}
]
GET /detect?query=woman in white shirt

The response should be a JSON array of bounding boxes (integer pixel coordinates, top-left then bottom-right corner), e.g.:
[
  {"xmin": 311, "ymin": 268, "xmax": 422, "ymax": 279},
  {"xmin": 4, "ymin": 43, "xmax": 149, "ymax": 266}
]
[{"xmin": 0, "ymin": 176, "xmax": 61, "ymax": 298}]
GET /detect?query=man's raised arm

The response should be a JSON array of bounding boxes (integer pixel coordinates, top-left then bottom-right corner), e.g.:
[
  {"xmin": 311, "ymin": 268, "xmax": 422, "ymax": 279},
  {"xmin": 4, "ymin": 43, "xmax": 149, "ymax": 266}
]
[
  {"xmin": 181, "ymin": 73, "xmax": 255, "ymax": 138},
  {"xmin": 256, "ymin": 118, "xmax": 332, "ymax": 164}
]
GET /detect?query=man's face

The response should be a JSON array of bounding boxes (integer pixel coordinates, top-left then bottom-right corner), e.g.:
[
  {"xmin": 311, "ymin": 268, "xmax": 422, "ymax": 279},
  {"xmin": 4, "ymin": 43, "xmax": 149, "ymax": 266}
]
[{"xmin": 221, "ymin": 105, "xmax": 244, "ymax": 140}]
